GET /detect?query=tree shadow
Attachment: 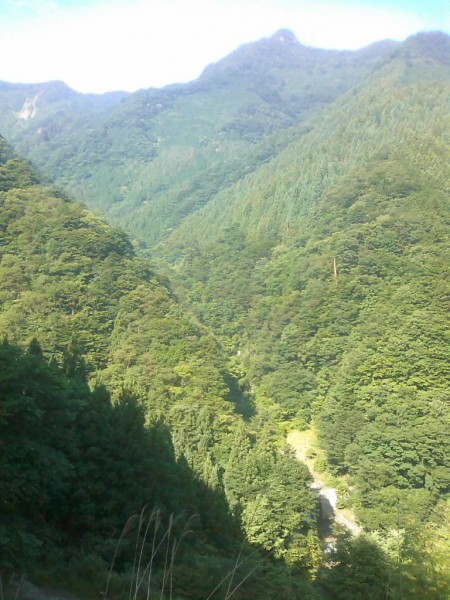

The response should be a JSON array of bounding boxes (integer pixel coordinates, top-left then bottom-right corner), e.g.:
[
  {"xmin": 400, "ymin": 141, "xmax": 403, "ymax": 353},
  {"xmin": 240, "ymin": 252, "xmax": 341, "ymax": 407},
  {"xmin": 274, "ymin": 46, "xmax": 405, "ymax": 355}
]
[{"xmin": 223, "ymin": 371, "xmax": 256, "ymax": 420}]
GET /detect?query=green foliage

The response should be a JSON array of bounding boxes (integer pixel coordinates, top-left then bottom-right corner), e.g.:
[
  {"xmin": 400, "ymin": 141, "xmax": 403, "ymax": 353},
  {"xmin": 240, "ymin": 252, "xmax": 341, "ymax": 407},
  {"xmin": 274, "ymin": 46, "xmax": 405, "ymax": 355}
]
[
  {"xmin": 0, "ymin": 139, "xmax": 323, "ymax": 596},
  {"xmin": 224, "ymin": 426, "xmax": 319, "ymax": 566},
  {"xmin": 0, "ymin": 32, "xmax": 396, "ymax": 247},
  {"xmin": 0, "ymin": 340, "xmax": 249, "ymax": 595},
  {"xmin": 317, "ymin": 533, "xmax": 392, "ymax": 599},
  {"xmin": 2, "ymin": 31, "xmax": 450, "ymax": 598},
  {"xmin": 0, "ymin": 148, "xmax": 239, "ymax": 421},
  {"xmin": 153, "ymin": 49, "xmax": 450, "ymax": 542}
]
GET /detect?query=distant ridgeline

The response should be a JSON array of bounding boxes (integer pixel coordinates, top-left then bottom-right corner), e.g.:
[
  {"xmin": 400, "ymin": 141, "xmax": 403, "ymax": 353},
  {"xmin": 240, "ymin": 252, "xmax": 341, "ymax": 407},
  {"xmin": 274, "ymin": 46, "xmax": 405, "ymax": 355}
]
[
  {"xmin": 0, "ymin": 30, "xmax": 396, "ymax": 245},
  {"xmin": 1, "ymin": 30, "xmax": 450, "ymax": 599}
]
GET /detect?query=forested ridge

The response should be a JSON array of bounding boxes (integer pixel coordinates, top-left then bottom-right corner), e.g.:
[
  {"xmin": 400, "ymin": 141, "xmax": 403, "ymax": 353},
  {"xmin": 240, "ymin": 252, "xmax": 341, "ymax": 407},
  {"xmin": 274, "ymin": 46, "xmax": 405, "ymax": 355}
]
[
  {"xmin": 0, "ymin": 30, "xmax": 395, "ymax": 245},
  {"xmin": 0, "ymin": 29, "xmax": 450, "ymax": 599}
]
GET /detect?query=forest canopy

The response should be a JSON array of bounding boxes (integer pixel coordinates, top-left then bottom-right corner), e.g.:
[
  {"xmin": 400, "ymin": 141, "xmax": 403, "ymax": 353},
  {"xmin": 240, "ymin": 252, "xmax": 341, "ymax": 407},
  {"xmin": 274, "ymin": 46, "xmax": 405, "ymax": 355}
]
[{"xmin": 1, "ymin": 30, "xmax": 450, "ymax": 600}]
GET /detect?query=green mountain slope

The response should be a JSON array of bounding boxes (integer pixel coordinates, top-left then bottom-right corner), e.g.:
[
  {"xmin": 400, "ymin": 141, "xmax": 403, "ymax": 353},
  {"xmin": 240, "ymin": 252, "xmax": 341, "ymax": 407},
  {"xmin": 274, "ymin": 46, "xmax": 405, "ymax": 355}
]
[
  {"xmin": 0, "ymin": 31, "xmax": 395, "ymax": 245},
  {"xmin": 148, "ymin": 34, "xmax": 450, "ymax": 597},
  {"xmin": 154, "ymin": 32, "xmax": 450, "ymax": 541},
  {"xmin": 1, "ymin": 30, "xmax": 450, "ymax": 598},
  {"xmin": 0, "ymin": 79, "xmax": 126, "ymax": 173},
  {"xmin": 0, "ymin": 133, "xmax": 250, "ymax": 459},
  {"xmin": 160, "ymin": 32, "xmax": 450, "ymax": 252},
  {"xmin": 0, "ymin": 137, "xmax": 329, "ymax": 599}
]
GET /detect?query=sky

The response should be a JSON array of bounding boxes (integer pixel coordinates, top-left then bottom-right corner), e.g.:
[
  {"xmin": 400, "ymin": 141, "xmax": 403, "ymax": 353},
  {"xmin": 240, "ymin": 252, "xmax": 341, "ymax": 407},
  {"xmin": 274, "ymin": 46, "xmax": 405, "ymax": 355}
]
[{"xmin": 0, "ymin": 0, "xmax": 449, "ymax": 94}]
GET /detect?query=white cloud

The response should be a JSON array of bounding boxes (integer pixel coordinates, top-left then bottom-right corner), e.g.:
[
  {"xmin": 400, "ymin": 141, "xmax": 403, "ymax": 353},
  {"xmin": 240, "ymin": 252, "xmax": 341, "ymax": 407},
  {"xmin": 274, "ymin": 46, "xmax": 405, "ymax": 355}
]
[{"xmin": 0, "ymin": 0, "xmax": 438, "ymax": 93}]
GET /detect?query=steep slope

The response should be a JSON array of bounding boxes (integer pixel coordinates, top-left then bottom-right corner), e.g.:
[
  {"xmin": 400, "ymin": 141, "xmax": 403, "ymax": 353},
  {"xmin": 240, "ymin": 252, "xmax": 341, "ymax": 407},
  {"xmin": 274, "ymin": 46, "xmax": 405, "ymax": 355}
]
[
  {"xmin": 160, "ymin": 32, "xmax": 450, "ymax": 253},
  {"xmin": 0, "ymin": 79, "xmax": 127, "ymax": 169},
  {"xmin": 0, "ymin": 31, "xmax": 395, "ymax": 245},
  {"xmin": 0, "ymin": 133, "xmax": 253, "ymax": 445},
  {"xmin": 154, "ymin": 31, "xmax": 450, "ymax": 542},
  {"xmin": 0, "ymin": 138, "xmax": 327, "ymax": 599},
  {"xmin": 2, "ymin": 31, "xmax": 450, "ymax": 598}
]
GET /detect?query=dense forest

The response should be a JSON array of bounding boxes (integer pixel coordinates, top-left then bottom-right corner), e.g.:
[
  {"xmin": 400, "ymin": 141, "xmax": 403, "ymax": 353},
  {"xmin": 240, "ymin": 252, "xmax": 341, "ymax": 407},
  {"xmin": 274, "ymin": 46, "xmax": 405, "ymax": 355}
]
[{"xmin": 0, "ymin": 29, "xmax": 449, "ymax": 599}]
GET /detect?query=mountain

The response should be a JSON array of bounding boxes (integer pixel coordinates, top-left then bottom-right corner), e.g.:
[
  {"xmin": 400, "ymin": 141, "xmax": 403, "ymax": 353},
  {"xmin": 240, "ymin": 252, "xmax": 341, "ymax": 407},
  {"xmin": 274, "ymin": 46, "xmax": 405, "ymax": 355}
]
[
  {"xmin": 156, "ymin": 32, "xmax": 450, "ymax": 597},
  {"xmin": 0, "ymin": 79, "xmax": 127, "ymax": 171},
  {"xmin": 0, "ymin": 30, "xmax": 395, "ymax": 245},
  {"xmin": 156, "ymin": 30, "xmax": 450, "ymax": 528},
  {"xmin": 0, "ymin": 136, "xmax": 326, "ymax": 599},
  {"xmin": 159, "ymin": 31, "xmax": 450, "ymax": 251},
  {"xmin": 1, "ymin": 30, "xmax": 450, "ymax": 599}
]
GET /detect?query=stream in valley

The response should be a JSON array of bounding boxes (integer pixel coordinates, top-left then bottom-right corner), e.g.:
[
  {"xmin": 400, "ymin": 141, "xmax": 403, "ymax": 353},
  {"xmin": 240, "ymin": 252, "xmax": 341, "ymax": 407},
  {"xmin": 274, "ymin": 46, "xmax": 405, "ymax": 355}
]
[{"xmin": 287, "ymin": 430, "xmax": 361, "ymax": 547}]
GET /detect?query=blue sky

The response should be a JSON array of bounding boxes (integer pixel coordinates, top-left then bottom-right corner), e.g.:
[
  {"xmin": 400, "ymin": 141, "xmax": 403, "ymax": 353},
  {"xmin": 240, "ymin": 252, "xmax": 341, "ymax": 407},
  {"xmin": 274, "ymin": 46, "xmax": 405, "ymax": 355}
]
[{"xmin": 0, "ymin": 0, "xmax": 449, "ymax": 93}]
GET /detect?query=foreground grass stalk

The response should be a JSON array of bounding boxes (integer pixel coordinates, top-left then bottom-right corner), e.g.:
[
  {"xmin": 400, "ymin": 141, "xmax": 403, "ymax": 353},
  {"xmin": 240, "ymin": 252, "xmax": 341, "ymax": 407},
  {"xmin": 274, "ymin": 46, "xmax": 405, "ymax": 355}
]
[
  {"xmin": 135, "ymin": 508, "xmax": 159, "ymax": 600},
  {"xmin": 131, "ymin": 505, "xmax": 148, "ymax": 600},
  {"xmin": 105, "ymin": 514, "xmax": 139, "ymax": 599}
]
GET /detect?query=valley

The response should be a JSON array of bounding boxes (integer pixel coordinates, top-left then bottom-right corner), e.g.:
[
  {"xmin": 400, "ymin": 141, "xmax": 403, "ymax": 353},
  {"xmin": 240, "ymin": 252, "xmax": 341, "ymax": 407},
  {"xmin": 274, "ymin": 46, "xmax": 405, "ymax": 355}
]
[{"xmin": 0, "ymin": 29, "xmax": 449, "ymax": 600}]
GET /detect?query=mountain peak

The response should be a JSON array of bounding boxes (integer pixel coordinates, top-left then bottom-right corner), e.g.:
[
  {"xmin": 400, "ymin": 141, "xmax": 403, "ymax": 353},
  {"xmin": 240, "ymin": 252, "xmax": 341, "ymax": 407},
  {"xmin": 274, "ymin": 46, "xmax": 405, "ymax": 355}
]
[
  {"xmin": 401, "ymin": 30, "xmax": 450, "ymax": 65},
  {"xmin": 270, "ymin": 29, "xmax": 300, "ymax": 45}
]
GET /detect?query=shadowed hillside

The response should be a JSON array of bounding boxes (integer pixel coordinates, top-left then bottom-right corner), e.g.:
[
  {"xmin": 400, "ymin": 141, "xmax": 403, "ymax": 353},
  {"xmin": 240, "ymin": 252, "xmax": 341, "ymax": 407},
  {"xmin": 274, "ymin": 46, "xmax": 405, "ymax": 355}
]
[{"xmin": 1, "ymin": 31, "xmax": 450, "ymax": 599}]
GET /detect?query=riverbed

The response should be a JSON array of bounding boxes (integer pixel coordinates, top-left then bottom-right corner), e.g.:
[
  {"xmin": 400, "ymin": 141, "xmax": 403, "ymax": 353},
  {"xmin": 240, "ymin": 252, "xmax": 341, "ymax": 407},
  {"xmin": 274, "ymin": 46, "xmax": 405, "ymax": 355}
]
[{"xmin": 287, "ymin": 429, "xmax": 361, "ymax": 543}]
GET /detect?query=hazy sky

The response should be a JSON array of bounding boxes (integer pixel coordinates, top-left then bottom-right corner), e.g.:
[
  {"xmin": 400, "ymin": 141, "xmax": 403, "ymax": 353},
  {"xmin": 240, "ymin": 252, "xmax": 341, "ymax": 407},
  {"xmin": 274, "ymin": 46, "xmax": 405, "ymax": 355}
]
[{"xmin": 0, "ymin": 0, "xmax": 449, "ymax": 94}]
